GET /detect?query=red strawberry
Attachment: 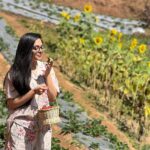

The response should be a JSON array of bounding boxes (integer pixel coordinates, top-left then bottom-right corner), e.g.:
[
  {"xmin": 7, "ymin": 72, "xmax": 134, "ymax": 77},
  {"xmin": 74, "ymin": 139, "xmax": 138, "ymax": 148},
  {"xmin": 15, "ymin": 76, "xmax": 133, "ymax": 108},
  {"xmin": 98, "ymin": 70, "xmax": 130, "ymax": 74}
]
[
  {"xmin": 49, "ymin": 99, "xmax": 56, "ymax": 102},
  {"xmin": 46, "ymin": 106, "xmax": 53, "ymax": 109},
  {"xmin": 42, "ymin": 106, "xmax": 46, "ymax": 109},
  {"xmin": 41, "ymin": 105, "xmax": 53, "ymax": 110}
]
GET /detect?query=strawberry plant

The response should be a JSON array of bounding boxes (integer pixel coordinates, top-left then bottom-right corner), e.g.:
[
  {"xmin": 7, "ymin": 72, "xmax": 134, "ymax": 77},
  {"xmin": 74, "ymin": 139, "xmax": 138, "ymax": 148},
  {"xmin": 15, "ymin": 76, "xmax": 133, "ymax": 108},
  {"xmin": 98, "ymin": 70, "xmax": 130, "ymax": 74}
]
[
  {"xmin": 52, "ymin": 137, "xmax": 68, "ymax": 150},
  {"xmin": 0, "ymin": 89, "xmax": 7, "ymax": 148}
]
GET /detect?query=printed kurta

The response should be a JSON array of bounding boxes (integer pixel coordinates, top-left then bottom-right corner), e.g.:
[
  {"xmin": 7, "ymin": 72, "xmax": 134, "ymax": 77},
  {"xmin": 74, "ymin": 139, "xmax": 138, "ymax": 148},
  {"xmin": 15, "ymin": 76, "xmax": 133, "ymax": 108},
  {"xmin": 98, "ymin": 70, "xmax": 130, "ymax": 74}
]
[{"xmin": 4, "ymin": 61, "xmax": 60, "ymax": 150}]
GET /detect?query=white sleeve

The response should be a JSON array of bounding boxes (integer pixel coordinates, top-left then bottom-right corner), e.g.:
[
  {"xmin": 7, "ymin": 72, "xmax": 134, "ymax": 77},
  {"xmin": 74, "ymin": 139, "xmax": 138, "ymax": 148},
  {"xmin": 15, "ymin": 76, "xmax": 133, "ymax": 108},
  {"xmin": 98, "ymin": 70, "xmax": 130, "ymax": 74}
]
[
  {"xmin": 50, "ymin": 68, "xmax": 60, "ymax": 93},
  {"xmin": 3, "ymin": 74, "xmax": 19, "ymax": 99}
]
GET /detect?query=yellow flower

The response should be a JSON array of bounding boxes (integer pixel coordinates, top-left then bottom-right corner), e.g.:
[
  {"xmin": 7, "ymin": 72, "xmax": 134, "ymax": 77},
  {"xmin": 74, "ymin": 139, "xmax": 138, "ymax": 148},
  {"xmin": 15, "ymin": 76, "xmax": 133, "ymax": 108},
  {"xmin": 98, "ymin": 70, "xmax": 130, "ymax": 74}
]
[
  {"xmin": 124, "ymin": 89, "xmax": 129, "ymax": 94},
  {"xmin": 61, "ymin": 11, "xmax": 68, "ymax": 17},
  {"xmin": 148, "ymin": 62, "xmax": 150, "ymax": 67},
  {"xmin": 74, "ymin": 13, "xmax": 80, "ymax": 22},
  {"xmin": 110, "ymin": 29, "xmax": 118, "ymax": 36},
  {"xmin": 138, "ymin": 44, "xmax": 147, "ymax": 54},
  {"xmin": 61, "ymin": 11, "xmax": 70, "ymax": 20},
  {"xmin": 130, "ymin": 38, "xmax": 138, "ymax": 50},
  {"xmin": 118, "ymin": 32, "xmax": 123, "ymax": 42},
  {"xmin": 132, "ymin": 38, "xmax": 138, "ymax": 45},
  {"xmin": 94, "ymin": 37, "xmax": 103, "ymax": 45},
  {"xmin": 66, "ymin": 15, "xmax": 70, "ymax": 20},
  {"xmin": 84, "ymin": 4, "xmax": 92, "ymax": 13},
  {"xmin": 79, "ymin": 38, "xmax": 85, "ymax": 45}
]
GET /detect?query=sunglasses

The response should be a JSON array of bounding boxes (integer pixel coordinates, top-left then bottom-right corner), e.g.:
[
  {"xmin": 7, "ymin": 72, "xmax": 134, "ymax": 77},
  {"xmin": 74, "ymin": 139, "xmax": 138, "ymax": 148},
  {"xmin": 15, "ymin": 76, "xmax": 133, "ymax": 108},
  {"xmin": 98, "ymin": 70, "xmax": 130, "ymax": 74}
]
[{"xmin": 32, "ymin": 45, "xmax": 44, "ymax": 52}]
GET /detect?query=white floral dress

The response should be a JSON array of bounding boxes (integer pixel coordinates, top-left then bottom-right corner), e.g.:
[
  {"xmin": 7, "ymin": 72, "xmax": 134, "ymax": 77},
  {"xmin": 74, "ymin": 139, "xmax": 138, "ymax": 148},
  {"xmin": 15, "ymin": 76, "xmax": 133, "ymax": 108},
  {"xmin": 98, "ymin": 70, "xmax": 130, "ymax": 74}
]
[{"xmin": 4, "ymin": 61, "xmax": 60, "ymax": 150}]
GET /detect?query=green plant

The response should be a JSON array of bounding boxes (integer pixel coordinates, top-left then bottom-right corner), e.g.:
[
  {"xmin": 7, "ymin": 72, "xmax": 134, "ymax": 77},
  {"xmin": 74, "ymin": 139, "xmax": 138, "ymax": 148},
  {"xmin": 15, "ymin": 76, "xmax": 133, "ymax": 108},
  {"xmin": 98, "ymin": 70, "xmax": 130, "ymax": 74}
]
[
  {"xmin": 82, "ymin": 119, "xmax": 106, "ymax": 137},
  {"xmin": 0, "ymin": 89, "xmax": 7, "ymax": 148},
  {"xmin": 141, "ymin": 144, "xmax": 150, "ymax": 150},
  {"xmin": 52, "ymin": 137, "xmax": 68, "ymax": 150},
  {"xmin": 5, "ymin": 26, "xmax": 17, "ymax": 38},
  {"xmin": 55, "ymin": 4, "xmax": 150, "ymax": 142},
  {"xmin": 0, "ymin": 37, "xmax": 8, "ymax": 51},
  {"xmin": 89, "ymin": 142, "xmax": 99, "ymax": 150},
  {"xmin": 60, "ymin": 90, "xmax": 74, "ymax": 102},
  {"xmin": 61, "ymin": 111, "xmax": 83, "ymax": 134},
  {"xmin": 0, "ymin": 90, "xmax": 7, "ymax": 118},
  {"xmin": 0, "ymin": 124, "xmax": 5, "ymax": 148},
  {"xmin": 19, "ymin": 19, "xmax": 30, "ymax": 28},
  {"xmin": 104, "ymin": 133, "xmax": 128, "ymax": 150},
  {"xmin": 61, "ymin": 110, "xmax": 129, "ymax": 149}
]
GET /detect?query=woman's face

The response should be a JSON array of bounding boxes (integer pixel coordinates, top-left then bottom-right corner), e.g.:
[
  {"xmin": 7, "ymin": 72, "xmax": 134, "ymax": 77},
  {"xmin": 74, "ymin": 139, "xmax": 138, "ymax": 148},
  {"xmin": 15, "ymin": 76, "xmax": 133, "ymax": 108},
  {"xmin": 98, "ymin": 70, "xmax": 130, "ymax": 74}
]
[{"xmin": 32, "ymin": 38, "xmax": 43, "ymax": 61}]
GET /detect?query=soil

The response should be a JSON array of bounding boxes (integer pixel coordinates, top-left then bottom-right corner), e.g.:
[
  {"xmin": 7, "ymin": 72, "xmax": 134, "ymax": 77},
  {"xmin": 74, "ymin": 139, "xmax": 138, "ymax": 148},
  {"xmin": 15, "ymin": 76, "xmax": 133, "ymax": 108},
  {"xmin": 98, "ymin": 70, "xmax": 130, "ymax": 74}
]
[
  {"xmin": 0, "ymin": 11, "xmax": 149, "ymax": 150},
  {"xmin": 52, "ymin": 0, "xmax": 149, "ymax": 19},
  {"xmin": 0, "ymin": 54, "xmax": 10, "ymax": 88},
  {"xmin": 0, "ymin": 11, "xmax": 86, "ymax": 150}
]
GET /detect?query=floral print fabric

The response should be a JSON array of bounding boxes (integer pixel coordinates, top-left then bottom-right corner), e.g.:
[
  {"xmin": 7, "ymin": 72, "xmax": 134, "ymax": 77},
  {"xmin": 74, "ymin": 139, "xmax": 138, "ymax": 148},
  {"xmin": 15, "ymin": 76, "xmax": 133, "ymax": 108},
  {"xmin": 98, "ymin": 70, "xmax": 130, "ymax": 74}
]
[{"xmin": 4, "ymin": 61, "xmax": 59, "ymax": 150}]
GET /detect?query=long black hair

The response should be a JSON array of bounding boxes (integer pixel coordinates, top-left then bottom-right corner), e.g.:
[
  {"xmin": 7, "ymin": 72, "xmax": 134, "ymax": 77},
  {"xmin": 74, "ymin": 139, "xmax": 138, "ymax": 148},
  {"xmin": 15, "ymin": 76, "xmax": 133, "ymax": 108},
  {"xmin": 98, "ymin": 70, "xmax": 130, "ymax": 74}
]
[{"xmin": 4, "ymin": 33, "xmax": 42, "ymax": 101}]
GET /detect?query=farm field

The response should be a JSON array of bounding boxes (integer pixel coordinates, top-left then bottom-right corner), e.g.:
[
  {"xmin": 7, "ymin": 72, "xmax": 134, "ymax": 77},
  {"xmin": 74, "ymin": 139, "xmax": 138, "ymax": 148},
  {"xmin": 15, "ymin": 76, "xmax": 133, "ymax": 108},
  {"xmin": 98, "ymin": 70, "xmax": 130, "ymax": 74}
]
[{"xmin": 0, "ymin": 0, "xmax": 150, "ymax": 150}]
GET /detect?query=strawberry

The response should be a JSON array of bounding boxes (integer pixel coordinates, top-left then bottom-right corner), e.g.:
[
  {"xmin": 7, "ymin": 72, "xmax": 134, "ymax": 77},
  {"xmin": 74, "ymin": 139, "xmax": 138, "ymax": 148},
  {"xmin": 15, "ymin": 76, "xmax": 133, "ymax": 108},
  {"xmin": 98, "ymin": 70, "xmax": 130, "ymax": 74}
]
[
  {"xmin": 49, "ymin": 99, "xmax": 56, "ymax": 102},
  {"xmin": 41, "ymin": 105, "xmax": 53, "ymax": 110},
  {"xmin": 46, "ymin": 106, "xmax": 53, "ymax": 109}
]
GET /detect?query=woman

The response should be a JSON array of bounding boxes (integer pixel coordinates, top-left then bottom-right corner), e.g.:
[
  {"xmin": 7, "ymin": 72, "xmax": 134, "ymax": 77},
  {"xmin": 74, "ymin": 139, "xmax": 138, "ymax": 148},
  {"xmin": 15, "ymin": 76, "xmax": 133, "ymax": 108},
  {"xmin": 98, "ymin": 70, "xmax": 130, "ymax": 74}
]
[{"xmin": 3, "ymin": 32, "xmax": 60, "ymax": 150}]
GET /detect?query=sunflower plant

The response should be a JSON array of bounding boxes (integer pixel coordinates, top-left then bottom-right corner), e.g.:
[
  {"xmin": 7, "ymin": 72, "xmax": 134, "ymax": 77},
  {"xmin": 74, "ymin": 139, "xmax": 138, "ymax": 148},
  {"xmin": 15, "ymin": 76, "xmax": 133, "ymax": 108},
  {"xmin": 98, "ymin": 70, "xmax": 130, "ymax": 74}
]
[{"xmin": 55, "ymin": 2, "xmax": 149, "ymax": 141}]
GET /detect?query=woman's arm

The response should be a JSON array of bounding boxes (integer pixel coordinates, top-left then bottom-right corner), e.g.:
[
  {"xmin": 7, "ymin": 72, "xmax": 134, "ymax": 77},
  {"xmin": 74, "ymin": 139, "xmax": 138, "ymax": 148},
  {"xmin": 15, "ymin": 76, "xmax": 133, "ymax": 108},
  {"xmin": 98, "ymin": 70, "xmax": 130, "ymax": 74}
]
[
  {"xmin": 7, "ymin": 89, "xmax": 35, "ymax": 110},
  {"xmin": 7, "ymin": 84, "xmax": 48, "ymax": 110}
]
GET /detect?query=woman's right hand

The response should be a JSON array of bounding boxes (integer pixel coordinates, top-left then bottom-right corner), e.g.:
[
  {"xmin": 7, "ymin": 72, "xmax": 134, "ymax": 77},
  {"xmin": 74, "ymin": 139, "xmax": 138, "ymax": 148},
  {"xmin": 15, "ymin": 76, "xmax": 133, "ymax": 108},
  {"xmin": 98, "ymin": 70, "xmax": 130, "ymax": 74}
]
[{"xmin": 33, "ymin": 84, "xmax": 48, "ymax": 95}]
